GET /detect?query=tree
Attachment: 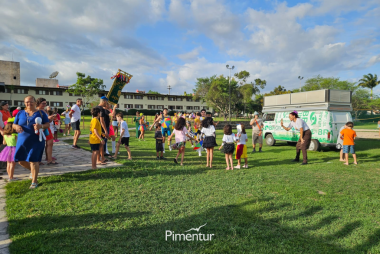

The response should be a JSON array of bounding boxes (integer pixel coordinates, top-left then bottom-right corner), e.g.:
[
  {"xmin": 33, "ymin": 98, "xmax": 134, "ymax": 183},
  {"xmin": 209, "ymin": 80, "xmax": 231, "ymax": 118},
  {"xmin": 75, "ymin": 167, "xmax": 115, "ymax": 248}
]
[
  {"xmin": 252, "ymin": 78, "xmax": 267, "ymax": 94},
  {"xmin": 147, "ymin": 90, "xmax": 160, "ymax": 94},
  {"xmin": 67, "ymin": 72, "xmax": 105, "ymax": 128},
  {"xmin": 193, "ymin": 76, "xmax": 216, "ymax": 102},
  {"xmin": 358, "ymin": 73, "xmax": 379, "ymax": 100}
]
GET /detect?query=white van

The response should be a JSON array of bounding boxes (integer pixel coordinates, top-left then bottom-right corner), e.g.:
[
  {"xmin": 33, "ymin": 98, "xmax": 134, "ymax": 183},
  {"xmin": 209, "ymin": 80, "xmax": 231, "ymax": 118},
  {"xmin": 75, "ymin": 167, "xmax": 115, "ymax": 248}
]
[{"xmin": 262, "ymin": 90, "xmax": 353, "ymax": 151}]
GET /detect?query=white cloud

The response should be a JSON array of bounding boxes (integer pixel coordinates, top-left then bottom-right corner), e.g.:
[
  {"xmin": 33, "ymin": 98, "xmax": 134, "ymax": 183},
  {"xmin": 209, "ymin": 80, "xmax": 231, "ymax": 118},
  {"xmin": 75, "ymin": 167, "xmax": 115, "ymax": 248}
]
[{"xmin": 177, "ymin": 46, "xmax": 203, "ymax": 61}]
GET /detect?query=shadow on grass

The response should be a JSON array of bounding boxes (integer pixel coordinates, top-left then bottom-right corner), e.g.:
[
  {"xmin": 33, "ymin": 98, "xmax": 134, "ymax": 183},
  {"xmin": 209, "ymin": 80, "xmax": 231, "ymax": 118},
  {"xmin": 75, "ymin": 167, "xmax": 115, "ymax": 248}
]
[{"xmin": 8, "ymin": 198, "xmax": 378, "ymax": 253}]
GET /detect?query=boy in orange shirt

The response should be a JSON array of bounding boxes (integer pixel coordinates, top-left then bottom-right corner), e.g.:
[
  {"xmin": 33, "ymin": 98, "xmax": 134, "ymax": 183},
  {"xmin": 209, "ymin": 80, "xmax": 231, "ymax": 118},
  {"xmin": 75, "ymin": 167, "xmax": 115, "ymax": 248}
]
[{"xmin": 340, "ymin": 121, "xmax": 357, "ymax": 165}]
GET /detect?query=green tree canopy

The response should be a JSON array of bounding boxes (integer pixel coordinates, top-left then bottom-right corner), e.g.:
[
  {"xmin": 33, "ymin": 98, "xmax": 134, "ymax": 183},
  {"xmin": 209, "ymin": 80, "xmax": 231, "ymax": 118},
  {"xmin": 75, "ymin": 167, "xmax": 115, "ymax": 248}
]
[
  {"xmin": 147, "ymin": 90, "xmax": 160, "ymax": 94},
  {"xmin": 358, "ymin": 73, "xmax": 379, "ymax": 100}
]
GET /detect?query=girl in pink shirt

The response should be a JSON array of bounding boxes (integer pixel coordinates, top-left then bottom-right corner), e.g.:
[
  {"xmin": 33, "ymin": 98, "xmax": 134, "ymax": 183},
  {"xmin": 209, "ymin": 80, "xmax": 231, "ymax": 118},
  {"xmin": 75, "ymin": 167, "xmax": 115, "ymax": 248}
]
[{"xmin": 168, "ymin": 117, "xmax": 191, "ymax": 166}]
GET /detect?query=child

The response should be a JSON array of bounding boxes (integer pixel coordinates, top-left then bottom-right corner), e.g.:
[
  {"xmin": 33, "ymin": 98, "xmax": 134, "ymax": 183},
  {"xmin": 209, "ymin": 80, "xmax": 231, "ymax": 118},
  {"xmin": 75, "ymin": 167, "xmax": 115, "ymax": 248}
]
[
  {"xmin": 89, "ymin": 108, "xmax": 105, "ymax": 169},
  {"xmin": 111, "ymin": 112, "xmax": 132, "ymax": 160},
  {"xmin": 219, "ymin": 124, "xmax": 236, "ymax": 170},
  {"xmin": 53, "ymin": 108, "xmax": 61, "ymax": 142},
  {"xmin": 139, "ymin": 113, "xmax": 146, "ymax": 141},
  {"xmin": 0, "ymin": 118, "xmax": 17, "ymax": 181},
  {"xmin": 155, "ymin": 123, "xmax": 166, "ymax": 160},
  {"xmin": 340, "ymin": 121, "xmax": 357, "ymax": 165},
  {"xmin": 186, "ymin": 121, "xmax": 195, "ymax": 147},
  {"xmin": 168, "ymin": 117, "xmax": 191, "ymax": 166},
  {"xmin": 194, "ymin": 113, "xmax": 202, "ymax": 156},
  {"xmin": 338, "ymin": 124, "xmax": 347, "ymax": 161},
  {"xmin": 235, "ymin": 124, "xmax": 248, "ymax": 169},
  {"xmin": 201, "ymin": 117, "xmax": 218, "ymax": 168},
  {"xmin": 46, "ymin": 110, "xmax": 58, "ymax": 165}
]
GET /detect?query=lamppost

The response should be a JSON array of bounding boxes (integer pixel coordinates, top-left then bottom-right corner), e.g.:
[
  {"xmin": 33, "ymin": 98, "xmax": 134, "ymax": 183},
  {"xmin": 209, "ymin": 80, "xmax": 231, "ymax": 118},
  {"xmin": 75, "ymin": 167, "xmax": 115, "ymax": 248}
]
[
  {"xmin": 298, "ymin": 76, "xmax": 304, "ymax": 92},
  {"xmin": 226, "ymin": 65, "xmax": 234, "ymax": 123}
]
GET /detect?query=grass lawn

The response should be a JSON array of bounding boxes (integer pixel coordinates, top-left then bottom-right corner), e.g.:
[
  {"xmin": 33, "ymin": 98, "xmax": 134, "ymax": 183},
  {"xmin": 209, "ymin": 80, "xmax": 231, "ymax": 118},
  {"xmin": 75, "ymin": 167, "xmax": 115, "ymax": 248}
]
[
  {"xmin": 6, "ymin": 130, "xmax": 380, "ymax": 253},
  {"xmin": 353, "ymin": 122, "xmax": 379, "ymax": 130}
]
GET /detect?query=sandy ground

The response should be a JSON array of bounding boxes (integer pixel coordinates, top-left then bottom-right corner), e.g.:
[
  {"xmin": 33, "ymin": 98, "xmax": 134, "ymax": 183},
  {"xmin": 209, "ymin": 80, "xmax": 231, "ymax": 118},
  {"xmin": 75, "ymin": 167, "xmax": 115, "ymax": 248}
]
[{"xmin": 355, "ymin": 129, "xmax": 380, "ymax": 139}]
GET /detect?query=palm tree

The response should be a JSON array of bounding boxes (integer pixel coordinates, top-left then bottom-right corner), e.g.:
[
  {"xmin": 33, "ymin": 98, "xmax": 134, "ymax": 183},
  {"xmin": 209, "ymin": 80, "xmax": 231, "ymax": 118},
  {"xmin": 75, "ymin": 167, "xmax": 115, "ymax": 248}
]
[{"xmin": 358, "ymin": 73, "xmax": 379, "ymax": 100}]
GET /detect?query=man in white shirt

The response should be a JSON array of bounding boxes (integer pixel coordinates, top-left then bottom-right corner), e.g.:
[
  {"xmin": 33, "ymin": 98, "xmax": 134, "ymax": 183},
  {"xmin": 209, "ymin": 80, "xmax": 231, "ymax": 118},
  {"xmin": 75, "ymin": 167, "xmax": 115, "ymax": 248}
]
[
  {"xmin": 69, "ymin": 98, "xmax": 83, "ymax": 149},
  {"xmin": 250, "ymin": 111, "xmax": 264, "ymax": 153}
]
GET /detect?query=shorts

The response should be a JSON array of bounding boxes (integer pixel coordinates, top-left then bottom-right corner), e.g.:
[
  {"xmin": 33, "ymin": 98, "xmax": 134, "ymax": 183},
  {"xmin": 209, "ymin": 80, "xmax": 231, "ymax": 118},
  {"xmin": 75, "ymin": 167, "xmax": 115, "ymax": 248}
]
[
  {"xmin": 64, "ymin": 118, "xmax": 70, "ymax": 125},
  {"xmin": 162, "ymin": 127, "xmax": 171, "ymax": 137},
  {"xmin": 45, "ymin": 128, "xmax": 54, "ymax": 141},
  {"xmin": 235, "ymin": 144, "xmax": 247, "ymax": 159},
  {"xmin": 71, "ymin": 120, "xmax": 80, "ymax": 131},
  {"xmin": 90, "ymin": 144, "xmax": 100, "ymax": 151},
  {"xmin": 120, "ymin": 137, "xmax": 130, "ymax": 146},
  {"xmin": 343, "ymin": 145, "xmax": 355, "ymax": 154},
  {"xmin": 156, "ymin": 140, "xmax": 164, "ymax": 152},
  {"xmin": 252, "ymin": 132, "xmax": 263, "ymax": 144}
]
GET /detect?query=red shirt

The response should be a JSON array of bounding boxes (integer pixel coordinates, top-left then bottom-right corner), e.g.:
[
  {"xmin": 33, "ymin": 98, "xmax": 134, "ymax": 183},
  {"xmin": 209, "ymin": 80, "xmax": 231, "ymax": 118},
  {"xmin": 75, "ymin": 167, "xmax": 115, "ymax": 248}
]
[{"xmin": 0, "ymin": 110, "xmax": 11, "ymax": 123}]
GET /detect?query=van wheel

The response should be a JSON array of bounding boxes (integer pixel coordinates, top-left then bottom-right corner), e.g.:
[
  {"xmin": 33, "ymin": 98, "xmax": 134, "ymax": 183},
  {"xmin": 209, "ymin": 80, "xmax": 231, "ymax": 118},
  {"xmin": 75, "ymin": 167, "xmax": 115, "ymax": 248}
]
[
  {"xmin": 309, "ymin": 139, "xmax": 321, "ymax": 151},
  {"xmin": 266, "ymin": 134, "xmax": 276, "ymax": 146}
]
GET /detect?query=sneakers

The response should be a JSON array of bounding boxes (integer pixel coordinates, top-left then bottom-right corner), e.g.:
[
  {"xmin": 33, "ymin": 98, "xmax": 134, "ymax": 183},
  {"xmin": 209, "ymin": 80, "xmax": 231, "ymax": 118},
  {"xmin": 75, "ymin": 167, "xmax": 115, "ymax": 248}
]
[
  {"xmin": 234, "ymin": 165, "xmax": 241, "ymax": 169},
  {"xmin": 160, "ymin": 156, "xmax": 166, "ymax": 160},
  {"xmin": 63, "ymin": 134, "xmax": 66, "ymax": 136},
  {"xmin": 169, "ymin": 146, "xmax": 172, "ymax": 151},
  {"xmin": 71, "ymin": 145, "xmax": 77, "ymax": 149},
  {"xmin": 252, "ymin": 149, "xmax": 256, "ymax": 153},
  {"xmin": 156, "ymin": 156, "xmax": 160, "ymax": 160},
  {"xmin": 259, "ymin": 148, "xmax": 262, "ymax": 152},
  {"xmin": 242, "ymin": 164, "xmax": 248, "ymax": 168}
]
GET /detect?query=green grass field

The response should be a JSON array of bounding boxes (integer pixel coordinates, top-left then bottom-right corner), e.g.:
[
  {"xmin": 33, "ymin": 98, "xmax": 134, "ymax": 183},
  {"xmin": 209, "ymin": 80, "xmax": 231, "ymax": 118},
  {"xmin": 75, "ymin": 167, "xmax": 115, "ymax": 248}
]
[{"xmin": 5, "ymin": 129, "xmax": 380, "ymax": 253}]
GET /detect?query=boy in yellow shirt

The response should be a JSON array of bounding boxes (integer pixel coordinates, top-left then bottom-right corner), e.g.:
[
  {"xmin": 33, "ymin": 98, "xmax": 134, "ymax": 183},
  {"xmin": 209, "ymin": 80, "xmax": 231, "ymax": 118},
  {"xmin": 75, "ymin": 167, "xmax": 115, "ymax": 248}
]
[{"xmin": 89, "ymin": 108, "xmax": 105, "ymax": 169}]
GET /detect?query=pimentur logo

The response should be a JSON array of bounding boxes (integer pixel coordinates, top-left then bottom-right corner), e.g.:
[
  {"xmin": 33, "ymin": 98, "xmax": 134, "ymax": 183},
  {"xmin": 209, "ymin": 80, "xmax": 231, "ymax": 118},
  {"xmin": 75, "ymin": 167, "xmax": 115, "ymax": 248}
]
[{"xmin": 165, "ymin": 223, "xmax": 215, "ymax": 241}]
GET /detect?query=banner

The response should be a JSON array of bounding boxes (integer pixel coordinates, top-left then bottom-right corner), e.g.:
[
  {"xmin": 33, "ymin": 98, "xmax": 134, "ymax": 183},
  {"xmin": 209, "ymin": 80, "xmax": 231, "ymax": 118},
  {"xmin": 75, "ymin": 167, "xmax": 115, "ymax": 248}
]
[{"xmin": 107, "ymin": 69, "xmax": 133, "ymax": 105}]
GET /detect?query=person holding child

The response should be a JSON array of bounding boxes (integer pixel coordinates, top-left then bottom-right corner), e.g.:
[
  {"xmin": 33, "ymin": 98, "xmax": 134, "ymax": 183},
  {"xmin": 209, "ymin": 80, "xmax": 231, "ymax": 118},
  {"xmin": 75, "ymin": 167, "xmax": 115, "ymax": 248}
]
[
  {"xmin": 89, "ymin": 107, "xmax": 105, "ymax": 169},
  {"xmin": 0, "ymin": 118, "xmax": 17, "ymax": 181},
  {"xmin": 154, "ymin": 123, "xmax": 166, "ymax": 160},
  {"xmin": 219, "ymin": 124, "xmax": 236, "ymax": 170},
  {"xmin": 201, "ymin": 117, "xmax": 217, "ymax": 168},
  {"xmin": 340, "ymin": 121, "xmax": 358, "ymax": 165},
  {"xmin": 235, "ymin": 124, "xmax": 248, "ymax": 169},
  {"xmin": 111, "ymin": 112, "xmax": 132, "ymax": 160},
  {"xmin": 168, "ymin": 117, "xmax": 191, "ymax": 166}
]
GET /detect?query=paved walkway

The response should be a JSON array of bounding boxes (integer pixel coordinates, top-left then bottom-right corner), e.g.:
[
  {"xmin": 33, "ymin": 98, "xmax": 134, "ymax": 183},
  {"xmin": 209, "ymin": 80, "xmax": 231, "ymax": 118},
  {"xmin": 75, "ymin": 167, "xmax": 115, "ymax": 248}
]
[{"xmin": 0, "ymin": 138, "xmax": 123, "ymax": 254}]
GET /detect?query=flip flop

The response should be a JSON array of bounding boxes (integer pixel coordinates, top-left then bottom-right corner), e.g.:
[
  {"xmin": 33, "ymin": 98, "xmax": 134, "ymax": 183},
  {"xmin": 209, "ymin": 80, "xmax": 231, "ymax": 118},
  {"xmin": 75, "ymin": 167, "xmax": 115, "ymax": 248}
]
[
  {"xmin": 97, "ymin": 162, "xmax": 107, "ymax": 165},
  {"xmin": 108, "ymin": 156, "xmax": 117, "ymax": 159},
  {"xmin": 47, "ymin": 161, "xmax": 58, "ymax": 165}
]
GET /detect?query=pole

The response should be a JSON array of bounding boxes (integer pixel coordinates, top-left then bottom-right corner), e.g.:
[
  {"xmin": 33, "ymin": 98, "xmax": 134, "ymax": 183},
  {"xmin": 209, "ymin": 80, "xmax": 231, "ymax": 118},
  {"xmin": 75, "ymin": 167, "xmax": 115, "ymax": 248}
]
[{"xmin": 229, "ymin": 68, "xmax": 231, "ymax": 123}]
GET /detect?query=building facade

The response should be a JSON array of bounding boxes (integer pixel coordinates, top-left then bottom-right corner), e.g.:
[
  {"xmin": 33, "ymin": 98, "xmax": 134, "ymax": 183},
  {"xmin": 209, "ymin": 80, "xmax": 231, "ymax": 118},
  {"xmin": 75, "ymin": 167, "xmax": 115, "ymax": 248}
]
[
  {"xmin": 0, "ymin": 85, "xmax": 211, "ymax": 112},
  {"xmin": 0, "ymin": 60, "xmax": 20, "ymax": 86}
]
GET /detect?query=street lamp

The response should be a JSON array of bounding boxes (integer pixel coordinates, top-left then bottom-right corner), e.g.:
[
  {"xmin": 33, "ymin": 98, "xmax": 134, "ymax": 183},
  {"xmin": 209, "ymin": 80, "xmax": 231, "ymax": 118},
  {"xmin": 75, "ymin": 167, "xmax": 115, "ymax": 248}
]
[
  {"xmin": 226, "ymin": 64, "xmax": 234, "ymax": 123},
  {"xmin": 298, "ymin": 76, "xmax": 304, "ymax": 92}
]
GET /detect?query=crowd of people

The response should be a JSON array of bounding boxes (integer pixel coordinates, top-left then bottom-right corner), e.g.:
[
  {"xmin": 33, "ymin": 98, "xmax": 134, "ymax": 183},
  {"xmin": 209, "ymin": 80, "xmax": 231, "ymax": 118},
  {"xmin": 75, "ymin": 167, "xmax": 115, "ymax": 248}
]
[{"xmin": 0, "ymin": 95, "xmax": 360, "ymax": 189}]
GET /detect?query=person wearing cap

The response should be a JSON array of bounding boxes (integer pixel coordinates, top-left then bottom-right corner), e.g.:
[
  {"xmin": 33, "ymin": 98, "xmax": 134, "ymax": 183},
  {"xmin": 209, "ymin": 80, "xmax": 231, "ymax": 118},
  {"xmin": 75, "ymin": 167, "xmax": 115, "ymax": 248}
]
[
  {"xmin": 95, "ymin": 96, "xmax": 110, "ymax": 162},
  {"xmin": 0, "ymin": 101, "xmax": 11, "ymax": 125},
  {"xmin": 69, "ymin": 98, "xmax": 83, "ymax": 149},
  {"xmin": 250, "ymin": 111, "xmax": 264, "ymax": 153}
]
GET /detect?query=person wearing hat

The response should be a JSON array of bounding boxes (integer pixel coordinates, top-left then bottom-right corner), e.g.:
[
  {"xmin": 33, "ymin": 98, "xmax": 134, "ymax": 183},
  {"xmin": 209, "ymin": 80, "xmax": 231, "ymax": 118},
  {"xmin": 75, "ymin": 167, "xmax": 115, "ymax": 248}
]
[
  {"xmin": 133, "ymin": 111, "xmax": 141, "ymax": 138},
  {"xmin": 250, "ymin": 111, "xmax": 264, "ymax": 153},
  {"xmin": 69, "ymin": 98, "xmax": 83, "ymax": 149}
]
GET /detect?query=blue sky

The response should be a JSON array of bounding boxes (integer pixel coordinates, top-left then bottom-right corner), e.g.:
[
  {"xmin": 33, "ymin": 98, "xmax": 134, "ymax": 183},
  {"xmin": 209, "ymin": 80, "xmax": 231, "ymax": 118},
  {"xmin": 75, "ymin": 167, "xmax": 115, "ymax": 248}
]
[{"xmin": 0, "ymin": 0, "xmax": 379, "ymax": 95}]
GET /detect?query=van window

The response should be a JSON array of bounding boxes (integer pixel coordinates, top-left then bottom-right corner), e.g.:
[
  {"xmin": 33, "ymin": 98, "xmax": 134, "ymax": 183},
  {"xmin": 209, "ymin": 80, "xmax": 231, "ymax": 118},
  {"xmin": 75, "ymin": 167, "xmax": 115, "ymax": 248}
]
[{"xmin": 265, "ymin": 113, "xmax": 275, "ymax": 121}]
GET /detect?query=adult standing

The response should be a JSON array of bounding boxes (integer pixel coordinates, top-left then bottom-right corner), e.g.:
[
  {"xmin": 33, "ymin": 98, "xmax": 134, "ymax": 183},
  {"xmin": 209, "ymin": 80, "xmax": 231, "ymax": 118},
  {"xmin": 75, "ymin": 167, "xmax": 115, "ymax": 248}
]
[
  {"xmin": 281, "ymin": 111, "xmax": 312, "ymax": 165},
  {"xmin": 95, "ymin": 97, "xmax": 109, "ymax": 162},
  {"xmin": 133, "ymin": 111, "xmax": 141, "ymax": 138},
  {"xmin": 250, "ymin": 111, "xmax": 264, "ymax": 153},
  {"xmin": 104, "ymin": 102, "xmax": 117, "ymax": 155},
  {"xmin": 69, "ymin": 98, "xmax": 83, "ymax": 149},
  {"xmin": 13, "ymin": 95, "xmax": 50, "ymax": 189}
]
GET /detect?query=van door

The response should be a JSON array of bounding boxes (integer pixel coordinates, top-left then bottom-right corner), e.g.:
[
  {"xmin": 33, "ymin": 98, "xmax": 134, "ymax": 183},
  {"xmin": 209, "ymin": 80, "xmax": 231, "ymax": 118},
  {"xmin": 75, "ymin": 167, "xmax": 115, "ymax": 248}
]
[{"xmin": 332, "ymin": 112, "xmax": 352, "ymax": 143}]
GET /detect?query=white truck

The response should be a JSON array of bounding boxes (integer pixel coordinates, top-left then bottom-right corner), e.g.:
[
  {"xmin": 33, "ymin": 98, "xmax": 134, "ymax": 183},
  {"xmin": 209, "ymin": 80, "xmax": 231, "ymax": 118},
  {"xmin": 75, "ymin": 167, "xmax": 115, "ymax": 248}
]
[{"xmin": 262, "ymin": 89, "xmax": 353, "ymax": 151}]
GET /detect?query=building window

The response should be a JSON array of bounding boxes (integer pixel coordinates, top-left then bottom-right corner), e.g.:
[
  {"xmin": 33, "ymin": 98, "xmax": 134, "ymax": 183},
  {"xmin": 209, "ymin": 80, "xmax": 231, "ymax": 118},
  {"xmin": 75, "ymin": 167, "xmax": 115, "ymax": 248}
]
[
  {"xmin": 148, "ymin": 105, "xmax": 155, "ymax": 109},
  {"xmin": 194, "ymin": 106, "xmax": 200, "ymax": 110},
  {"xmin": 157, "ymin": 105, "xmax": 164, "ymax": 109},
  {"xmin": 69, "ymin": 93, "xmax": 80, "ymax": 96},
  {"xmin": 168, "ymin": 105, "xmax": 175, "ymax": 110},
  {"xmin": 156, "ymin": 97, "xmax": 164, "ymax": 100},
  {"xmin": 15, "ymin": 89, "xmax": 27, "ymax": 94},
  {"xmin": 186, "ymin": 98, "xmax": 193, "ymax": 102},
  {"xmin": 5, "ymin": 88, "xmax": 11, "ymax": 93},
  {"xmin": 124, "ymin": 94, "xmax": 133, "ymax": 99},
  {"xmin": 124, "ymin": 104, "xmax": 133, "ymax": 109},
  {"xmin": 135, "ymin": 104, "xmax": 143, "ymax": 109},
  {"xmin": 186, "ymin": 106, "xmax": 193, "ymax": 110},
  {"xmin": 14, "ymin": 100, "xmax": 24, "ymax": 106},
  {"xmin": 147, "ymin": 96, "xmax": 156, "ymax": 100},
  {"xmin": 135, "ymin": 95, "xmax": 143, "ymax": 99},
  {"xmin": 176, "ymin": 106, "xmax": 183, "ymax": 110},
  {"xmin": 50, "ymin": 102, "xmax": 63, "ymax": 107},
  {"xmin": 195, "ymin": 99, "xmax": 200, "ymax": 102},
  {"xmin": 176, "ymin": 98, "xmax": 182, "ymax": 101},
  {"xmin": 37, "ymin": 90, "xmax": 48, "ymax": 95},
  {"xmin": 52, "ymin": 91, "xmax": 62, "ymax": 96},
  {"xmin": 168, "ymin": 97, "xmax": 174, "ymax": 101}
]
